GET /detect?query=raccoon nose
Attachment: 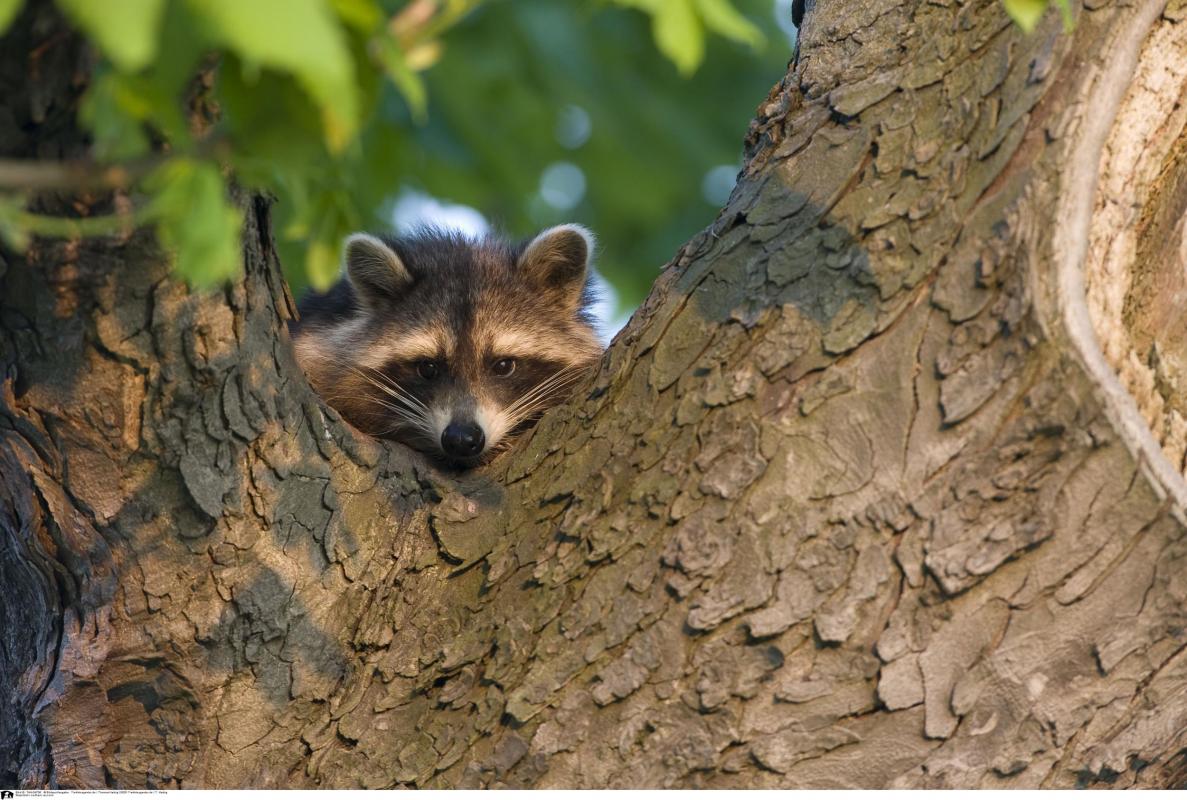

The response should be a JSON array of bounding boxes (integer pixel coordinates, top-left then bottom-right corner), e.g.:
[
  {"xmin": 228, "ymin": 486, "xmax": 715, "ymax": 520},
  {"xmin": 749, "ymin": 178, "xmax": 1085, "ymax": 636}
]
[{"xmin": 441, "ymin": 421, "xmax": 485, "ymax": 459}]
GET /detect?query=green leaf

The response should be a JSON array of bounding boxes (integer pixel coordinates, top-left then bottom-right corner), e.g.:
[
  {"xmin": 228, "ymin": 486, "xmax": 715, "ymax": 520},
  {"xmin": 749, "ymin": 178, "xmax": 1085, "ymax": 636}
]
[
  {"xmin": 79, "ymin": 71, "xmax": 152, "ymax": 161},
  {"xmin": 0, "ymin": 0, "xmax": 22, "ymax": 36},
  {"xmin": 652, "ymin": 0, "xmax": 704, "ymax": 75},
  {"xmin": 305, "ymin": 232, "xmax": 340, "ymax": 290},
  {"xmin": 607, "ymin": 0, "xmax": 661, "ymax": 12},
  {"xmin": 375, "ymin": 35, "xmax": 428, "ymax": 122},
  {"xmin": 190, "ymin": 0, "xmax": 360, "ymax": 152},
  {"xmin": 0, "ymin": 195, "xmax": 30, "ymax": 252},
  {"xmin": 56, "ymin": 0, "xmax": 166, "ymax": 71},
  {"xmin": 1002, "ymin": 0, "xmax": 1049, "ymax": 33},
  {"xmin": 694, "ymin": 0, "xmax": 764, "ymax": 49},
  {"xmin": 302, "ymin": 190, "xmax": 357, "ymax": 289},
  {"xmin": 330, "ymin": 0, "xmax": 382, "ymax": 32},
  {"xmin": 612, "ymin": 0, "xmax": 757, "ymax": 74},
  {"xmin": 1053, "ymin": 0, "xmax": 1075, "ymax": 30},
  {"xmin": 607, "ymin": 0, "xmax": 664, "ymax": 12},
  {"xmin": 145, "ymin": 159, "xmax": 243, "ymax": 287}
]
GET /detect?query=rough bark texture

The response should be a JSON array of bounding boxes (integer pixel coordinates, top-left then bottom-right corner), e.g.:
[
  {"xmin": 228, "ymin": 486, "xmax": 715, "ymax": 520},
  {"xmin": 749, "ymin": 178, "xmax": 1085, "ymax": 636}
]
[{"xmin": 4, "ymin": 0, "xmax": 1187, "ymax": 789}]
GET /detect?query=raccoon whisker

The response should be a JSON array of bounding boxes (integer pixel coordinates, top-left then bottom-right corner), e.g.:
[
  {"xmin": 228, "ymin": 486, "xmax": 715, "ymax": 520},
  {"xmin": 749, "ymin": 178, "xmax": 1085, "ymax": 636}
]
[
  {"xmin": 355, "ymin": 365, "xmax": 433, "ymax": 415},
  {"xmin": 362, "ymin": 377, "xmax": 432, "ymax": 419},
  {"xmin": 505, "ymin": 389, "xmax": 575, "ymax": 427},
  {"xmin": 370, "ymin": 400, "xmax": 437, "ymax": 437},
  {"xmin": 317, "ymin": 375, "xmax": 434, "ymax": 427},
  {"xmin": 483, "ymin": 431, "xmax": 519, "ymax": 454},
  {"xmin": 376, "ymin": 419, "xmax": 438, "ymax": 445},
  {"xmin": 365, "ymin": 396, "xmax": 432, "ymax": 426},
  {"xmin": 346, "ymin": 367, "xmax": 435, "ymax": 422},
  {"xmin": 299, "ymin": 349, "xmax": 433, "ymax": 417},
  {"xmin": 503, "ymin": 402, "xmax": 563, "ymax": 433},
  {"xmin": 503, "ymin": 379, "xmax": 585, "ymax": 429},
  {"xmin": 323, "ymin": 393, "xmax": 436, "ymax": 440},
  {"xmin": 485, "ymin": 443, "xmax": 515, "ymax": 460},
  {"xmin": 318, "ymin": 382, "xmax": 427, "ymax": 421},
  {"xmin": 503, "ymin": 366, "xmax": 589, "ymax": 423},
  {"xmin": 504, "ymin": 365, "xmax": 588, "ymax": 416},
  {"xmin": 339, "ymin": 362, "xmax": 432, "ymax": 415},
  {"xmin": 314, "ymin": 361, "xmax": 440, "ymax": 444},
  {"xmin": 499, "ymin": 382, "xmax": 586, "ymax": 435}
]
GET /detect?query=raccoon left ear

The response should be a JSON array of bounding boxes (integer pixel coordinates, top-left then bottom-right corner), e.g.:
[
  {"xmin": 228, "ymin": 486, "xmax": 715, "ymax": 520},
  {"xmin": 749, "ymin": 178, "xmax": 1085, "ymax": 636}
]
[
  {"xmin": 344, "ymin": 233, "xmax": 413, "ymax": 304},
  {"xmin": 519, "ymin": 224, "xmax": 593, "ymax": 297}
]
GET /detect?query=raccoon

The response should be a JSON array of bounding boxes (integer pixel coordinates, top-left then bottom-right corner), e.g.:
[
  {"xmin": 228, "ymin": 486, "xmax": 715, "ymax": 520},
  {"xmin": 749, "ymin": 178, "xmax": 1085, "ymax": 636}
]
[{"xmin": 291, "ymin": 225, "xmax": 603, "ymax": 467}]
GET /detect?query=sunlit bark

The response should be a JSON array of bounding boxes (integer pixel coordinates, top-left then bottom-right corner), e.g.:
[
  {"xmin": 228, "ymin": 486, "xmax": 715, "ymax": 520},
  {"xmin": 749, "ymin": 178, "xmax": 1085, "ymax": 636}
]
[{"xmin": 4, "ymin": 0, "xmax": 1187, "ymax": 788}]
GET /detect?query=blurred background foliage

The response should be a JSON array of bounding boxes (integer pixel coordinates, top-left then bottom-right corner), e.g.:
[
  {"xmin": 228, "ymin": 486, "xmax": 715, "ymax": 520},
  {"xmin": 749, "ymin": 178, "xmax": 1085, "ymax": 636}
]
[
  {"xmin": 0, "ymin": 0, "xmax": 1065, "ymax": 327},
  {"xmin": 370, "ymin": 0, "xmax": 798, "ymax": 312},
  {"xmin": 0, "ymin": 0, "xmax": 794, "ymax": 329}
]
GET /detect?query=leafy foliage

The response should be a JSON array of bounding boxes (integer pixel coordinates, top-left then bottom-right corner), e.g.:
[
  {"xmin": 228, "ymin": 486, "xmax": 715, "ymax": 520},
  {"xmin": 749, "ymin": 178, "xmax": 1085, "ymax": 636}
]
[
  {"xmin": 1, "ymin": 0, "xmax": 1058, "ymax": 309},
  {"xmin": 143, "ymin": 158, "xmax": 243, "ymax": 285},
  {"xmin": 0, "ymin": 0, "xmax": 785, "ymax": 309},
  {"xmin": 336, "ymin": 0, "xmax": 788, "ymax": 305},
  {"xmin": 0, "ymin": 0, "xmax": 20, "ymax": 32},
  {"xmin": 1002, "ymin": 0, "xmax": 1074, "ymax": 33},
  {"xmin": 199, "ymin": 0, "xmax": 361, "ymax": 151},
  {"xmin": 611, "ymin": 0, "xmax": 765, "ymax": 76},
  {"xmin": 56, "ymin": 0, "xmax": 167, "ymax": 71}
]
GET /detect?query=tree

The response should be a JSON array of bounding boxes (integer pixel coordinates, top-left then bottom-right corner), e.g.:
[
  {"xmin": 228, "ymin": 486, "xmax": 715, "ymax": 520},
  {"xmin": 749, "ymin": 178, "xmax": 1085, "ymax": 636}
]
[{"xmin": 4, "ymin": 0, "xmax": 1187, "ymax": 789}]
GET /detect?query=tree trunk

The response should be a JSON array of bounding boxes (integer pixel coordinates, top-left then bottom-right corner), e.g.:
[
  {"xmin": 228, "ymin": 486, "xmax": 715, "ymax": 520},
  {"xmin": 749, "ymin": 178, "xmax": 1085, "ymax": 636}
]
[{"xmin": 4, "ymin": 0, "xmax": 1187, "ymax": 789}]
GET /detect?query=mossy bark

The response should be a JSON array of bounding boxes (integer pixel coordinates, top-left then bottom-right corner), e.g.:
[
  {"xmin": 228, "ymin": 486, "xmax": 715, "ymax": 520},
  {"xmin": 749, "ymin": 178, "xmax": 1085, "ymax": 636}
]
[{"xmin": 4, "ymin": 0, "xmax": 1187, "ymax": 789}]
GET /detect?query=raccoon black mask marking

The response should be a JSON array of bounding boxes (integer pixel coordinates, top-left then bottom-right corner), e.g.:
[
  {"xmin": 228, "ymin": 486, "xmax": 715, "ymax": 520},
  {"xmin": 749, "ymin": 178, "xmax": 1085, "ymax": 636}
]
[{"xmin": 291, "ymin": 225, "xmax": 603, "ymax": 467}]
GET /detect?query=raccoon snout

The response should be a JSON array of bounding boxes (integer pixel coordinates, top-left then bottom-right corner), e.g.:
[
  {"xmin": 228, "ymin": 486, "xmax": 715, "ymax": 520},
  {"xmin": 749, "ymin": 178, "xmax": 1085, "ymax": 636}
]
[{"xmin": 441, "ymin": 421, "xmax": 486, "ymax": 459}]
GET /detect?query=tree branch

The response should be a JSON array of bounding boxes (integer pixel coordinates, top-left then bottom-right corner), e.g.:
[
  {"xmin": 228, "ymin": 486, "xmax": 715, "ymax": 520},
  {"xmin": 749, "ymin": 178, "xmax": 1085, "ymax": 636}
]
[{"xmin": 0, "ymin": 157, "xmax": 160, "ymax": 191}]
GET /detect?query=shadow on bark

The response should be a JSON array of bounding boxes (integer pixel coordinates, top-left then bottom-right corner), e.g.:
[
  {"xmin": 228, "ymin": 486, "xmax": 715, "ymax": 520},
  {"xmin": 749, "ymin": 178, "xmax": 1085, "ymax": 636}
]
[{"xmin": 6, "ymin": 0, "xmax": 1187, "ymax": 789}]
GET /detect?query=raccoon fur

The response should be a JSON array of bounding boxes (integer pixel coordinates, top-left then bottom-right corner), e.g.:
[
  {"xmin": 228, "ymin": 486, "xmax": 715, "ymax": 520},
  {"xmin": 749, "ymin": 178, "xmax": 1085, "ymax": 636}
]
[{"xmin": 291, "ymin": 224, "xmax": 603, "ymax": 467}]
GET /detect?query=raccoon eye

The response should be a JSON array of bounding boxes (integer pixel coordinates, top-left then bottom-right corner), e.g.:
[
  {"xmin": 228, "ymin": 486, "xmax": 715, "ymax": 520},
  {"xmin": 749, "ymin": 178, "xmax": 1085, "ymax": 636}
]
[
  {"xmin": 416, "ymin": 360, "xmax": 439, "ymax": 380},
  {"xmin": 492, "ymin": 358, "xmax": 516, "ymax": 377}
]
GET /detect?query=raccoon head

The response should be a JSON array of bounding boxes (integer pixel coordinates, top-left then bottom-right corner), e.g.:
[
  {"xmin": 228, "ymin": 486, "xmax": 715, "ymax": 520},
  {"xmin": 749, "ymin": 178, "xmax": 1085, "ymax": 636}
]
[{"xmin": 295, "ymin": 225, "xmax": 602, "ymax": 467}]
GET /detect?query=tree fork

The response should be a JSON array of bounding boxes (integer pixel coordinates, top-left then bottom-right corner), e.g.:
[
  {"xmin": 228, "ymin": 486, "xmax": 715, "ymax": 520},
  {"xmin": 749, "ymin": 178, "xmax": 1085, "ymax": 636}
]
[{"xmin": 3, "ymin": 0, "xmax": 1187, "ymax": 789}]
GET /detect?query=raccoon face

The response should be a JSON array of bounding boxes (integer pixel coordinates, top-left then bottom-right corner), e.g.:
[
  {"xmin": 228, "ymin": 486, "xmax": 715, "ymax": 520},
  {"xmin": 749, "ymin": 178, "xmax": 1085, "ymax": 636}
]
[{"xmin": 294, "ymin": 225, "xmax": 602, "ymax": 467}]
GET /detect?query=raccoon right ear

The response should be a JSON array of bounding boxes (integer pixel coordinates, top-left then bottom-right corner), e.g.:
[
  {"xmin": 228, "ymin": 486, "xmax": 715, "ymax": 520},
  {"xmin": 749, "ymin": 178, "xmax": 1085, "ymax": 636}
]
[
  {"xmin": 519, "ymin": 224, "xmax": 593, "ymax": 297},
  {"xmin": 343, "ymin": 233, "xmax": 413, "ymax": 303}
]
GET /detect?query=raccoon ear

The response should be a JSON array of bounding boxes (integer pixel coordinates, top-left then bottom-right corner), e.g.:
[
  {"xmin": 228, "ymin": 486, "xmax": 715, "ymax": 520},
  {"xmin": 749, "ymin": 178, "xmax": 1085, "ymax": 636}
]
[
  {"xmin": 343, "ymin": 233, "xmax": 412, "ymax": 303},
  {"xmin": 519, "ymin": 224, "xmax": 593, "ymax": 297}
]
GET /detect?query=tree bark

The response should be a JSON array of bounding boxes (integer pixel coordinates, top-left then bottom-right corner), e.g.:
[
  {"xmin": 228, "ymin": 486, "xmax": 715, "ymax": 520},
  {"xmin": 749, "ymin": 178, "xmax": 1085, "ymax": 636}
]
[{"xmin": 4, "ymin": 0, "xmax": 1187, "ymax": 789}]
